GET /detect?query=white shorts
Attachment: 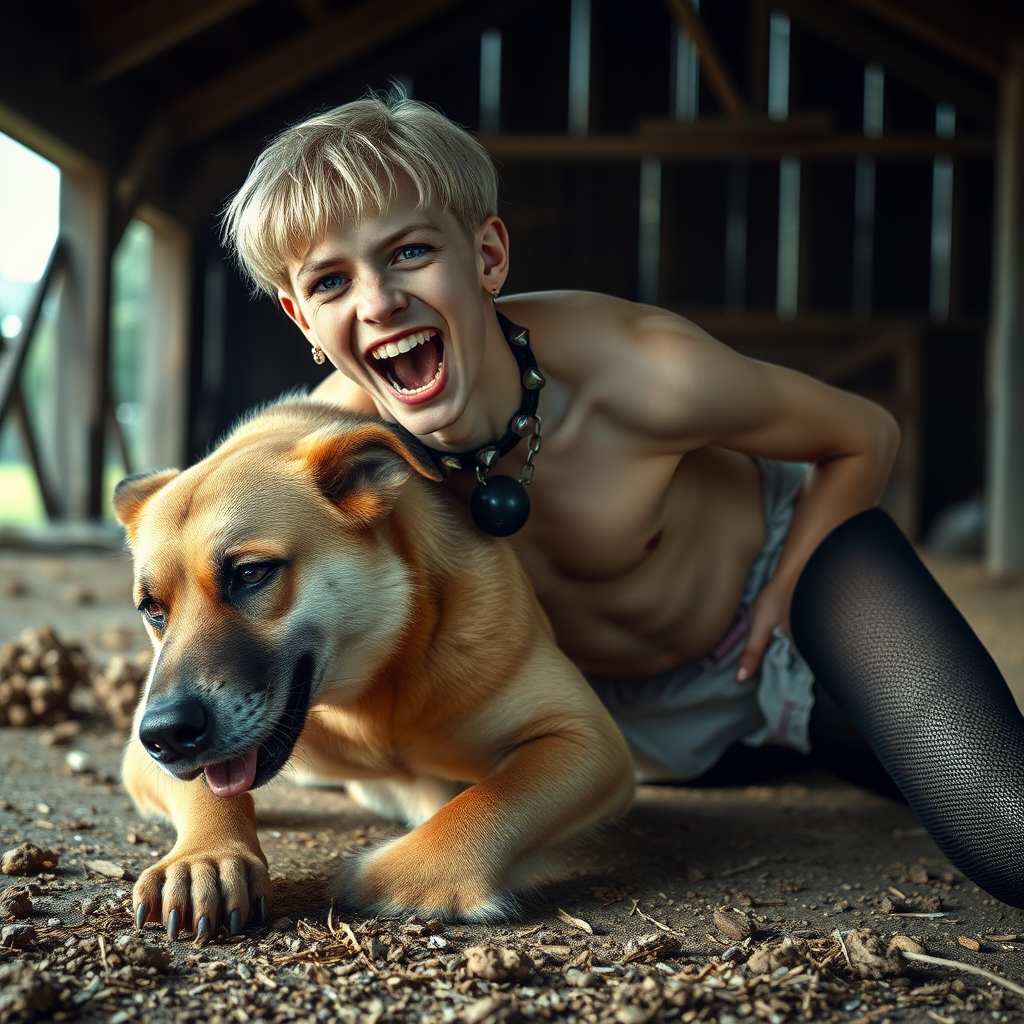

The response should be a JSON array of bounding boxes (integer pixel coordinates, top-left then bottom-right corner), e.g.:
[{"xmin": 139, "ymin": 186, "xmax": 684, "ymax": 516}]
[{"xmin": 584, "ymin": 459, "xmax": 815, "ymax": 782}]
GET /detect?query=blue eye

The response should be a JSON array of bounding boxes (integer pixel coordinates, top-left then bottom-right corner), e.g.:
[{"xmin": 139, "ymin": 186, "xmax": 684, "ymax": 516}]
[
  {"xmin": 314, "ymin": 273, "xmax": 344, "ymax": 294},
  {"xmin": 396, "ymin": 244, "xmax": 431, "ymax": 263}
]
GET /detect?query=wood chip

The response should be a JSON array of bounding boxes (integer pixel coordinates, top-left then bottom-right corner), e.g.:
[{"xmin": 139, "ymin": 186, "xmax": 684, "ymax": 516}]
[
  {"xmin": 957, "ymin": 936, "xmax": 981, "ymax": 951},
  {"xmin": 713, "ymin": 907, "xmax": 755, "ymax": 941},
  {"xmin": 554, "ymin": 906, "xmax": 593, "ymax": 934}
]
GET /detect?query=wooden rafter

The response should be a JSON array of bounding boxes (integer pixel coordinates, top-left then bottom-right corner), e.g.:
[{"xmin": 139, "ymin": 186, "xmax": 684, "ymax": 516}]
[
  {"xmin": 481, "ymin": 130, "xmax": 992, "ymax": 162},
  {"xmin": 842, "ymin": 0, "xmax": 1014, "ymax": 78},
  {"xmin": 662, "ymin": 0, "xmax": 745, "ymax": 116},
  {"xmin": 85, "ymin": 0, "xmax": 262, "ymax": 85},
  {"xmin": 171, "ymin": 0, "xmax": 465, "ymax": 142},
  {"xmin": 780, "ymin": 0, "xmax": 995, "ymax": 122}
]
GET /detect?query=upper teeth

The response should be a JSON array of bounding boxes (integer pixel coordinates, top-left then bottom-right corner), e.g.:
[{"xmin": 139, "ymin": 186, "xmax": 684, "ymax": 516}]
[{"xmin": 372, "ymin": 330, "xmax": 435, "ymax": 360}]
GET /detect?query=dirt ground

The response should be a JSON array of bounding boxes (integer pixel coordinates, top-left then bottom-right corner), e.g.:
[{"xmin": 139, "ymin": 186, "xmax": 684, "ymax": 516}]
[{"xmin": 1, "ymin": 541, "xmax": 1023, "ymax": 1024}]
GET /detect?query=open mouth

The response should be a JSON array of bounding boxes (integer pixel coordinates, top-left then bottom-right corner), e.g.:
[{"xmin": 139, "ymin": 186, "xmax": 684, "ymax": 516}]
[
  {"xmin": 368, "ymin": 329, "xmax": 445, "ymax": 403},
  {"xmin": 203, "ymin": 654, "xmax": 315, "ymax": 798}
]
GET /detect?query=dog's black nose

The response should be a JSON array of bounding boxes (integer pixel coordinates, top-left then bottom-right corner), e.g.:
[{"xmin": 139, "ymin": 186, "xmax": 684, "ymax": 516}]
[{"xmin": 139, "ymin": 697, "xmax": 211, "ymax": 763}]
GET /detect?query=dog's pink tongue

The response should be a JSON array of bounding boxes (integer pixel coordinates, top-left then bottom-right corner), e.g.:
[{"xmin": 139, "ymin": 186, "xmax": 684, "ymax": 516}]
[{"xmin": 204, "ymin": 748, "xmax": 258, "ymax": 797}]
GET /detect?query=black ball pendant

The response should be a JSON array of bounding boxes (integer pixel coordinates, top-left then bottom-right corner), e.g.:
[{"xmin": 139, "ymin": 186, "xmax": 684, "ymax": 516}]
[{"xmin": 470, "ymin": 475, "xmax": 531, "ymax": 537}]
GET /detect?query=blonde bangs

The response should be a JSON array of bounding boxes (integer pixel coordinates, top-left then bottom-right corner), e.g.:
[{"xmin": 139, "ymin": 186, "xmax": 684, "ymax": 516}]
[{"xmin": 223, "ymin": 95, "xmax": 498, "ymax": 296}]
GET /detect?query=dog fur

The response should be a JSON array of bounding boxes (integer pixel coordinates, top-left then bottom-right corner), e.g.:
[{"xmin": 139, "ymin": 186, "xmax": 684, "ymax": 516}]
[{"xmin": 113, "ymin": 398, "xmax": 634, "ymax": 937}]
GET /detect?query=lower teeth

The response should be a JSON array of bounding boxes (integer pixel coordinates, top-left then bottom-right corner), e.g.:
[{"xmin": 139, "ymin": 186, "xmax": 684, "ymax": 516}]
[{"xmin": 389, "ymin": 368, "xmax": 442, "ymax": 395}]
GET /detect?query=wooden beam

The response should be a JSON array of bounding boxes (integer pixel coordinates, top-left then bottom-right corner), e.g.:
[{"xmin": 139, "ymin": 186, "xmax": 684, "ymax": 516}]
[
  {"xmin": 481, "ymin": 130, "xmax": 993, "ymax": 162},
  {"xmin": 987, "ymin": 45, "xmax": 1024, "ymax": 577},
  {"xmin": 171, "ymin": 0, "xmax": 465, "ymax": 141},
  {"xmin": 663, "ymin": 0, "xmax": 746, "ymax": 116},
  {"xmin": 85, "ymin": 0, "xmax": 262, "ymax": 85},
  {"xmin": 841, "ymin": 0, "xmax": 1013, "ymax": 78},
  {"xmin": 779, "ymin": 0, "xmax": 996, "ymax": 123}
]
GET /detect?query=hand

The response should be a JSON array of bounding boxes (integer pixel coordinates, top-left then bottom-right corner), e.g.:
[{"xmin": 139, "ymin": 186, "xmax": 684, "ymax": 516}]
[{"xmin": 735, "ymin": 579, "xmax": 794, "ymax": 684}]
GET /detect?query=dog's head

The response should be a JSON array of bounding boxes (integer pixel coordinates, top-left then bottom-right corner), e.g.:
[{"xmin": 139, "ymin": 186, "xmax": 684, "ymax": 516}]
[{"xmin": 113, "ymin": 405, "xmax": 442, "ymax": 797}]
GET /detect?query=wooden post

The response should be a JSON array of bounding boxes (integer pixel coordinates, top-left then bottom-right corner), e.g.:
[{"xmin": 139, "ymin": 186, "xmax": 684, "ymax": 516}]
[
  {"xmin": 987, "ymin": 46, "xmax": 1024, "ymax": 578},
  {"xmin": 138, "ymin": 206, "xmax": 191, "ymax": 471},
  {"xmin": 54, "ymin": 163, "xmax": 109, "ymax": 520}
]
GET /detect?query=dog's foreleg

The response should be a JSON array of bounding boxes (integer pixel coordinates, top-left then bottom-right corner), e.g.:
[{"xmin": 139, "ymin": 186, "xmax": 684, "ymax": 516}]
[
  {"xmin": 337, "ymin": 724, "xmax": 633, "ymax": 921},
  {"xmin": 122, "ymin": 737, "xmax": 271, "ymax": 941}
]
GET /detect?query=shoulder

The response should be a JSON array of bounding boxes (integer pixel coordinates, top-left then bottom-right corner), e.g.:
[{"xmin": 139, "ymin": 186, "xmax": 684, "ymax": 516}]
[
  {"xmin": 310, "ymin": 370, "xmax": 382, "ymax": 417},
  {"xmin": 499, "ymin": 291, "xmax": 760, "ymax": 444}
]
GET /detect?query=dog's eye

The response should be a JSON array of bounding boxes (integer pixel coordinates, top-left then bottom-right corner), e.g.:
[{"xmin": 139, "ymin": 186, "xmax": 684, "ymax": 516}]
[
  {"xmin": 140, "ymin": 599, "xmax": 165, "ymax": 627},
  {"xmin": 233, "ymin": 563, "xmax": 275, "ymax": 589}
]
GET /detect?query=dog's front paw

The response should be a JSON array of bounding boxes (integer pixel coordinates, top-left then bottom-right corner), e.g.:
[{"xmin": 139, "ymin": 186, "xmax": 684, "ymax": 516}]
[
  {"xmin": 133, "ymin": 842, "xmax": 271, "ymax": 942},
  {"xmin": 337, "ymin": 836, "xmax": 513, "ymax": 922}
]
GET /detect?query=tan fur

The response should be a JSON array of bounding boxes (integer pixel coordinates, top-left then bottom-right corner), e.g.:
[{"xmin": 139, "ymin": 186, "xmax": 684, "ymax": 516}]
[{"xmin": 115, "ymin": 398, "xmax": 634, "ymax": 934}]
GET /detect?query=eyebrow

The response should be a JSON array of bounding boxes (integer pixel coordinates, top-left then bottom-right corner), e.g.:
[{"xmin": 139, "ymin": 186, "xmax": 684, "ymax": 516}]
[{"xmin": 297, "ymin": 222, "xmax": 441, "ymax": 280}]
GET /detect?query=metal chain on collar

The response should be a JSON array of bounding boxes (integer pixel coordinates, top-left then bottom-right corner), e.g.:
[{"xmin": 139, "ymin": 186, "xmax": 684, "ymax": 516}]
[
  {"xmin": 473, "ymin": 413, "xmax": 543, "ymax": 487},
  {"xmin": 519, "ymin": 416, "xmax": 542, "ymax": 486}
]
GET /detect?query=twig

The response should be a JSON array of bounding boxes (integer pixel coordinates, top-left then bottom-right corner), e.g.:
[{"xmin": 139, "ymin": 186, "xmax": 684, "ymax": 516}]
[
  {"xmin": 97, "ymin": 934, "xmax": 110, "ymax": 975},
  {"xmin": 832, "ymin": 929, "xmax": 852, "ymax": 970},
  {"xmin": 718, "ymin": 858, "xmax": 766, "ymax": 878},
  {"xmin": 900, "ymin": 950, "xmax": 1024, "ymax": 999},
  {"xmin": 628, "ymin": 899, "xmax": 686, "ymax": 937}
]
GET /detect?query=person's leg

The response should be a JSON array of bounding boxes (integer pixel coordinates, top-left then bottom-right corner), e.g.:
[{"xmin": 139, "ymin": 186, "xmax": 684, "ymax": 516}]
[{"xmin": 790, "ymin": 507, "xmax": 1024, "ymax": 909}]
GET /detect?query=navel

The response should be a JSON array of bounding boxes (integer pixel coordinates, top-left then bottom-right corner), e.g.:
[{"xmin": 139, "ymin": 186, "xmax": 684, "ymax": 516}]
[{"xmin": 644, "ymin": 529, "xmax": 664, "ymax": 553}]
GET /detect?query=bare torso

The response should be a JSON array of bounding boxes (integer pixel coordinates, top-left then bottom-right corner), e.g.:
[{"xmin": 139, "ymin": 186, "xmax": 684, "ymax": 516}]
[{"xmin": 452, "ymin": 292, "xmax": 767, "ymax": 675}]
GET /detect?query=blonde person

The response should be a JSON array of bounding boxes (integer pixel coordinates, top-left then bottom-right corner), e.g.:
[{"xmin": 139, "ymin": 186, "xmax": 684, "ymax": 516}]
[{"xmin": 223, "ymin": 92, "xmax": 1024, "ymax": 908}]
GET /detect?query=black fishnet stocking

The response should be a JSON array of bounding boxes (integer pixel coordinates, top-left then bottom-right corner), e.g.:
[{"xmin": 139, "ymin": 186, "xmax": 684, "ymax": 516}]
[{"xmin": 790, "ymin": 508, "xmax": 1024, "ymax": 909}]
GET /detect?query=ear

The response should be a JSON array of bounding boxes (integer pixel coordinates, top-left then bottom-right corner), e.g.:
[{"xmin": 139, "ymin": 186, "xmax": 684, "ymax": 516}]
[
  {"xmin": 112, "ymin": 469, "xmax": 180, "ymax": 539},
  {"xmin": 477, "ymin": 215, "xmax": 510, "ymax": 297},
  {"xmin": 278, "ymin": 290, "xmax": 315, "ymax": 341},
  {"xmin": 293, "ymin": 423, "xmax": 443, "ymax": 525}
]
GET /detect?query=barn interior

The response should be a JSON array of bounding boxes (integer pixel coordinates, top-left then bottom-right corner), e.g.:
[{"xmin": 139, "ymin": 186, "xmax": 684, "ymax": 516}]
[{"xmin": 0, "ymin": 0, "xmax": 1021, "ymax": 571}]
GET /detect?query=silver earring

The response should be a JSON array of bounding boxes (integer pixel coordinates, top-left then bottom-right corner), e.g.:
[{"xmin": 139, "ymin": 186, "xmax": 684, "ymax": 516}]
[
  {"xmin": 491, "ymin": 287, "xmax": 500, "ymax": 302},
  {"xmin": 311, "ymin": 344, "xmax": 326, "ymax": 365}
]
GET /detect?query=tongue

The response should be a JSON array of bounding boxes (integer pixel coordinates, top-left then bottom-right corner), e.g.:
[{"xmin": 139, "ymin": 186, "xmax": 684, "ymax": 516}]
[
  {"xmin": 204, "ymin": 748, "xmax": 259, "ymax": 797},
  {"xmin": 388, "ymin": 340, "xmax": 441, "ymax": 391}
]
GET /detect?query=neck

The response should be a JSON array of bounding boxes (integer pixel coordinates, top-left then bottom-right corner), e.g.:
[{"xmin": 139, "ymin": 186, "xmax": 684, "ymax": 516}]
[{"xmin": 423, "ymin": 305, "xmax": 525, "ymax": 454}]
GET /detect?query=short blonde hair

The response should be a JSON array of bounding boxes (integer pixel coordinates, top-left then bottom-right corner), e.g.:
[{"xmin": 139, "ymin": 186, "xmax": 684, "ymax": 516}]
[{"xmin": 222, "ymin": 93, "xmax": 499, "ymax": 296}]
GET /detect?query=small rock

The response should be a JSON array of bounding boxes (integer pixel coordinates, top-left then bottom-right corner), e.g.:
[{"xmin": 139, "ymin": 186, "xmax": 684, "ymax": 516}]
[
  {"xmin": 462, "ymin": 996, "xmax": 504, "ymax": 1024},
  {"xmin": 746, "ymin": 940, "xmax": 801, "ymax": 976},
  {"xmin": 564, "ymin": 967, "xmax": 602, "ymax": 988},
  {"xmin": 0, "ymin": 889, "xmax": 32, "ymax": 919},
  {"xmin": 845, "ymin": 928, "xmax": 907, "ymax": 979},
  {"xmin": 622, "ymin": 932, "xmax": 681, "ymax": 965},
  {"xmin": 615, "ymin": 1007, "xmax": 651, "ymax": 1024},
  {"xmin": 464, "ymin": 944, "xmax": 534, "ymax": 982},
  {"xmin": 1, "ymin": 923, "xmax": 37, "ymax": 949},
  {"xmin": 115, "ymin": 936, "xmax": 172, "ymax": 970},
  {"xmin": 1, "ymin": 844, "xmax": 59, "ymax": 877},
  {"xmin": 0, "ymin": 962, "xmax": 58, "ymax": 1021},
  {"xmin": 907, "ymin": 864, "xmax": 929, "ymax": 884},
  {"xmin": 64, "ymin": 750, "xmax": 92, "ymax": 773},
  {"xmin": 889, "ymin": 935, "xmax": 926, "ymax": 957}
]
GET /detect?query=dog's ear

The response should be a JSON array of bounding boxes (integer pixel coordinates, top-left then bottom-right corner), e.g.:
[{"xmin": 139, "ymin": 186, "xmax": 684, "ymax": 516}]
[
  {"xmin": 112, "ymin": 469, "xmax": 180, "ymax": 539},
  {"xmin": 294, "ymin": 423, "xmax": 443, "ymax": 524}
]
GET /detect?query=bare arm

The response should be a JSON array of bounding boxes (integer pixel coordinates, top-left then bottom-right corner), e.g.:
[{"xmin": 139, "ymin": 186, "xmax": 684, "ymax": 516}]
[{"xmin": 608, "ymin": 313, "xmax": 900, "ymax": 674}]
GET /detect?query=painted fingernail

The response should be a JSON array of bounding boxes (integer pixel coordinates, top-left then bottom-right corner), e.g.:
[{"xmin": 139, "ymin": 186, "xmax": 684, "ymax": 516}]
[
  {"xmin": 135, "ymin": 903, "xmax": 147, "ymax": 930},
  {"xmin": 195, "ymin": 915, "xmax": 212, "ymax": 946},
  {"xmin": 256, "ymin": 896, "xmax": 267, "ymax": 924},
  {"xmin": 167, "ymin": 908, "xmax": 181, "ymax": 941},
  {"xmin": 229, "ymin": 909, "xmax": 242, "ymax": 936}
]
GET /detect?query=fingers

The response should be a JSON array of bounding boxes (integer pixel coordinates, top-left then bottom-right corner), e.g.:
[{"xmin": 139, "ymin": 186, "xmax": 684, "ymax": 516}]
[{"xmin": 132, "ymin": 853, "xmax": 271, "ymax": 943}]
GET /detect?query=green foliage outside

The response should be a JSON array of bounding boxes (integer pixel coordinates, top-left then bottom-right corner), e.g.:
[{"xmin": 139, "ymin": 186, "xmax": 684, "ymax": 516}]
[{"xmin": 0, "ymin": 220, "xmax": 152, "ymax": 526}]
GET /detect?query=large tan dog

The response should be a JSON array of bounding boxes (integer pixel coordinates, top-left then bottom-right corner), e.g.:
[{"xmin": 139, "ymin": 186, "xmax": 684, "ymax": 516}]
[{"xmin": 113, "ymin": 398, "xmax": 634, "ymax": 941}]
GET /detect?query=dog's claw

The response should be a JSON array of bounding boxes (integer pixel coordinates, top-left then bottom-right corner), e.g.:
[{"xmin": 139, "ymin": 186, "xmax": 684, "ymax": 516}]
[
  {"xmin": 195, "ymin": 915, "xmax": 212, "ymax": 946},
  {"xmin": 135, "ymin": 903, "xmax": 147, "ymax": 930},
  {"xmin": 167, "ymin": 908, "xmax": 181, "ymax": 941},
  {"xmin": 229, "ymin": 909, "xmax": 242, "ymax": 936},
  {"xmin": 256, "ymin": 896, "xmax": 267, "ymax": 924}
]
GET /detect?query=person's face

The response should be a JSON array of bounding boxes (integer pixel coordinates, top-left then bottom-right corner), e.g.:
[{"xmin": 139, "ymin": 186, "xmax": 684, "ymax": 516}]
[{"xmin": 279, "ymin": 181, "xmax": 508, "ymax": 437}]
